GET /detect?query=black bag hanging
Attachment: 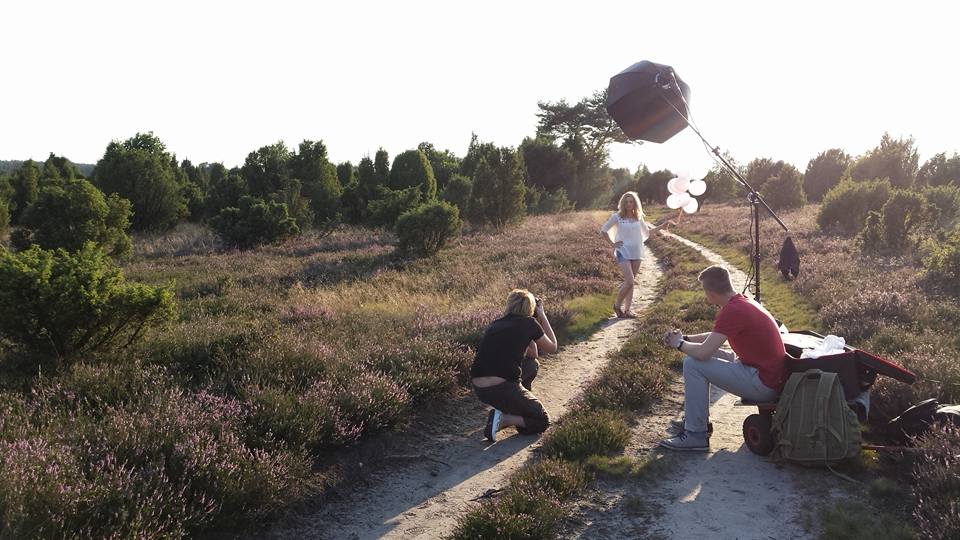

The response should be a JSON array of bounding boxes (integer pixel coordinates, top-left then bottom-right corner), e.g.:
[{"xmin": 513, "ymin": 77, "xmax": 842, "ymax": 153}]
[{"xmin": 778, "ymin": 236, "xmax": 800, "ymax": 279}]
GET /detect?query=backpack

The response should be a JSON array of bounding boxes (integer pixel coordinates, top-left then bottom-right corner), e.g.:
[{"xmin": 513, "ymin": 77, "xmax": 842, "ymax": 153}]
[{"xmin": 771, "ymin": 369, "xmax": 862, "ymax": 465}]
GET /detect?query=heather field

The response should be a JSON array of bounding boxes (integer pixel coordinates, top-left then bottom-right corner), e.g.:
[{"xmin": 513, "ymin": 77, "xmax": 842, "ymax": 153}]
[{"xmin": 0, "ymin": 211, "xmax": 620, "ymax": 538}]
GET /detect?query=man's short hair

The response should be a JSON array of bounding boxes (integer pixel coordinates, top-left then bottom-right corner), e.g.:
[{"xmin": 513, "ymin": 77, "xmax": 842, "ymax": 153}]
[{"xmin": 698, "ymin": 265, "xmax": 734, "ymax": 294}]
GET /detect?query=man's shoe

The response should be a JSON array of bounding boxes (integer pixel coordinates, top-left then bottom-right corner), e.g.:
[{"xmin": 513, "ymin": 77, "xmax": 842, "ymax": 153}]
[
  {"xmin": 659, "ymin": 430, "xmax": 710, "ymax": 452},
  {"xmin": 669, "ymin": 419, "xmax": 713, "ymax": 435},
  {"xmin": 484, "ymin": 409, "xmax": 503, "ymax": 442}
]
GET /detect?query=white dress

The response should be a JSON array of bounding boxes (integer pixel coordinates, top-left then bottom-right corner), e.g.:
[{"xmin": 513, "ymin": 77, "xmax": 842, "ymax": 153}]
[{"xmin": 600, "ymin": 212, "xmax": 650, "ymax": 260}]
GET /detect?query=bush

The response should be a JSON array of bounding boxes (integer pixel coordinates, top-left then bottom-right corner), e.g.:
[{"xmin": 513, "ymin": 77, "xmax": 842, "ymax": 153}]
[
  {"xmin": 210, "ymin": 196, "xmax": 300, "ymax": 249},
  {"xmin": 859, "ymin": 191, "xmax": 932, "ymax": 253},
  {"xmin": 388, "ymin": 149, "xmax": 437, "ymax": 200},
  {"xmin": 366, "ymin": 185, "xmax": 422, "ymax": 228},
  {"xmin": 541, "ymin": 410, "xmax": 631, "ymax": 461},
  {"xmin": 759, "ymin": 164, "xmax": 806, "ymax": 210},
  {"xmin": 923, "ymin": 185, "xmax": 960, "ymax": 230},
  {"xmin": 0, "ymin": 198, "xmax": 8, "ymax": 237},
  {"xmin": 818, "ymin": 179, "xmax": 892, "ymax": 234},
  {"xmin": 0, "ymin": 243, "xmax": 176, "ymax": 360},
  {"xmin": 913, "ymin": 424, "xmax": 960, "ymax": 540},
  {"xmin": 923, "ymin": 228, "xmax": 960, "ymax": 296},
  {"xmin": 467, "ymin": 148, "xmax": 526, "ymax": 228},
  {"xmin": 395, "ymin": 201, "xmax": 462, "ymax": 257},
  {"xmin": 13, "ymin": 179, "xmax": 133, "ymax": 259},
  {"xmin": 440, "ymin": 173, "xmax": 472, "ymax": 214}
]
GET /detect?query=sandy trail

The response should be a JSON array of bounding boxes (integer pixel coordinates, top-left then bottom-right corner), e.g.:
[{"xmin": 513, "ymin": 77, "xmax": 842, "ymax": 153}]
[
  {"xmin": 266, "ymin": 252, "xmax": 663, "ymax": 539},
  {"xmin": 564, "ymin": 230, "xmax": 815, "ymax": 540}
]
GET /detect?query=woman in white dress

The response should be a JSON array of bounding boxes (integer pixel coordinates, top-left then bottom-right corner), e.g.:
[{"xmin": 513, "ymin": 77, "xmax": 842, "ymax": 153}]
[{"xmin": 601, "ymin": 192, "xmax": 673, "ymax": 318}]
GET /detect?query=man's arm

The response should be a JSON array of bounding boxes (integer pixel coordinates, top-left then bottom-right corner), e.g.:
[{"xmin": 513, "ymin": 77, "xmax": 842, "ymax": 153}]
[
  {"xmin": 683, "ymin": 332, "xmax": 712, "ymax": 343},
  {"xmin": 669, "ymin": 331, "xmax": 728, "ymax": 361}
]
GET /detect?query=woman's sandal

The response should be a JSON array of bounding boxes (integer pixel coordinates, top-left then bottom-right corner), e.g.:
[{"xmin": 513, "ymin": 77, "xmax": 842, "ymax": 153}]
[
  {"xmin": 621, "ymin": 311, "xmax": 637, "ymax": 319},
  {"xmin": 614, "ymin": 304, "xmax": 624, "ymax": 318}
]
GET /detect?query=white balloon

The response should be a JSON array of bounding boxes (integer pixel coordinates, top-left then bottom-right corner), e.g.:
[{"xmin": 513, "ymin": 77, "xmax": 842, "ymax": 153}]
[
  {"xmin": 667, "ymin": 177, "xmax": 684, "ymax": 195},
  {"xmin": 666, "ymin": 193, "xmax": 683, "ymax": 209},
  {"xmin": 674, "ymin": 176, "xmax": 690, "ymax": 193},
  {"xmin": 682, "ymin": 198, "xmax": 700, "ymax": 214},
  {"xmin": 675, "ymin": 170, "xmax": 691, "ymax": 181},
  {"xmin": 688, "ymin": 179, "xmax": 706, "ymax": 196}
]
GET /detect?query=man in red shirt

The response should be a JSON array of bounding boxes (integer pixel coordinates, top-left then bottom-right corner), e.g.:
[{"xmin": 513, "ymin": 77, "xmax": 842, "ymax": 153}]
[{"xmin": 660, "ymin": 265, "xmax": 786, "ymax": 451}]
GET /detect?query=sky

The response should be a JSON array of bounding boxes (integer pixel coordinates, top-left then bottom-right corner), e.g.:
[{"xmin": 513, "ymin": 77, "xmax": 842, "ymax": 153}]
[{"xmin": 2, "ymin": 1, "xmax": 958, "ymax": 179}]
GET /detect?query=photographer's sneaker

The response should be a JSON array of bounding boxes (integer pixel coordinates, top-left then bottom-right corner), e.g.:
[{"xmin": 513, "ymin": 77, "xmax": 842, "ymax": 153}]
[
  {"xmin": 659, "ymin": 430, "xmax": 710, "ymax": 452},
  {"xmin": 484, "ymin": 409, "xmax": 503, "ymax": 442}
]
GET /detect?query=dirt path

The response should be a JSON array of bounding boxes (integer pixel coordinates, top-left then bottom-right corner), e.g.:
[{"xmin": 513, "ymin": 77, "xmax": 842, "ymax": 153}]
[
  {"xmin": 564, "ymin": 230, "xmax": 820, "ymax": 540},
  {"xmin": 266, "ymin": 252, "xmax": 663, "ymax": 539}
]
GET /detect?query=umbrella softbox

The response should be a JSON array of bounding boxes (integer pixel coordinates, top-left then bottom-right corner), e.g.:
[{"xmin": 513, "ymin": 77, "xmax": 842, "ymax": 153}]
[{"xmin": 606, "ymin": 60, "xmax": 691, "ymax": 143}]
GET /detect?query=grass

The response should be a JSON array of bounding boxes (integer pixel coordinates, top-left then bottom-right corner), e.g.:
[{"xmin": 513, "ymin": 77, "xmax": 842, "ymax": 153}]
[
  {"xmin": 819, "ymin": 503, "xmax": 916, "ymax": 540},
  {"xmin": 559, "ymin": 292, "xmax": 617, "ymax": 342},
  {"xmin": 0, "ymin": 212, "xmax": 627, "ymax": 538}
]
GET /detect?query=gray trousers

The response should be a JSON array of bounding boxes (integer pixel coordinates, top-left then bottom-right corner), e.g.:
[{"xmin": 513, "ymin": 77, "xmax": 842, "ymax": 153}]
[{"xmin": 682, "ymin": 354, "xmax": 778, "ymax": 433}]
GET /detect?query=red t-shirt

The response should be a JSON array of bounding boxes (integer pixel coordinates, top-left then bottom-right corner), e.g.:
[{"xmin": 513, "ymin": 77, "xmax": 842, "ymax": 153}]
[{"xmin": 713, "ymin": 294, "xmax": 787, "ymax": 390}]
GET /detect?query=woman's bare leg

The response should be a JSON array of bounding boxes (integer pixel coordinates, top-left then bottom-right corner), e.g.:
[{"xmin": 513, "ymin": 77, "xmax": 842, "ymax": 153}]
[
  {"xmin": 622, "ymin": 260, "xmax": 642, "ymax": 314},
  {"xmin": 616, "ymin": 260, "xmax": 635, "ymax": 313}
]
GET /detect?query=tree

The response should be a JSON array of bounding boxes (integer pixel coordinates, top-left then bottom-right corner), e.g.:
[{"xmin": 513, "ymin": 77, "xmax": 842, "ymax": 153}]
[
  {"xmin": 460, "ymin": 134, "xmax": 501, "ymax": 179},
  {"xmin": 210, "ymin": 196, "xmax": 300, "ymax": 249},
  {"xmin": 759, "ymin": 163, "xmax": 806, "ymax": 210},
  {"xmin": 561, "ymin": 134, "xmax": 611, "ymax": 208},
  {"xmin": 204, "ymin": 172, "xmax": 248, "ymax": 218},
  {"xmin": 917, "ymin": 152, "xmax": 960, "ymax": 187},
  {"xmin": 701, "ymin": 150, "xmax": 743, "ymax": 204},
  {"xmin": 8, "ymin": 159, "xmax": 39, "ymax": 223},
  {"xmin": 635, "ymin": 168, "xmax": 674, "ymax": 204},
  {"xmin": 536, "ymin": 89, "xmax": 635, "ymax": 170},
  {"xmin": 804, "ymin": 149, "xmax": 851, "ymax": 202},
  {"xmin": 817, "ymin": 179, "xmax": 892, "ymax": 233},
  {"xmin": 395, "ymin": 201, "xmax": 462, "ymax": 257},
  {"xmin": 42, "ymin": 153, "xmax": 82, "ymax": 181},
  {"xmin": 14, "ymin": 179, "xmax": 133, "ymax": 259},
  {"xmin": 0, "ymin": 242, "xmax": 176, "ymax": 361},
  {"xmin": 336, "ymin": 161, "xmax": 355, "ymax": 186},
  {"xmin": 520, "ymin": 136, "xmax": 578, "ymax": 193},
  {"xmin": 241, "ymin": 141, "xmax": 293, "ymax": 197},
  {"xmin": 290, "ymin": 140, "xmax": 341, "ymax": 228},
  {"xmin": 848, "ymin": 133, "xmax": 919, "ymax": 188},
  {"xmin": 417, "ymin": 142, "xmax": 461, "ymax": 190},
  {"xmin": 0, "ymin": 198, "xmax": 8, "ymax": 237},
  {"xmin": 374, "ymin": 148, "xmax": 391, "ymax": 186},
  {"xmin": 745, "ymin": 158, "xmax": 794, "ymax": 194},
  {"xmin": 440, "ymin": 174, "xmax": 472, "ymax": 214},
  {"xmin": 467, "ymin": 146, "xmax": 526, "ymax": 228},
  {"xmin": 93, "ymin": 133, "xmax": 188, "ymax": 231},
  {"xmin": 367, "ymin": 186, "xmax": 422, "ymax": 228},
  {"xmin": 389, "ymin": 149, "xmax": 437, "ymax": 200},
  {"xmin": 272, "ymin": 179, "xmax": 315, "ymax": 231}
]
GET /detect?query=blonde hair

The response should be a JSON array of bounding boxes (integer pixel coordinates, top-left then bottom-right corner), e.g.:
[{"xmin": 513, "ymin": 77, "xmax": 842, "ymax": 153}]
[
  {"xmin": 505, "ymin": 289, "xmax": 536, "ymax": 317},
  {"xmin": 617, "ymin": 191, "xmax": 644, "ymax": 220}
]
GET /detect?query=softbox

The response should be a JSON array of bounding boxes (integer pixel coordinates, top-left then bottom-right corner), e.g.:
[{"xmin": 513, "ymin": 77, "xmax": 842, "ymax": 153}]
[{"xmin": 606, "ymin": 60, "xmax": 691, "ymax": 143}]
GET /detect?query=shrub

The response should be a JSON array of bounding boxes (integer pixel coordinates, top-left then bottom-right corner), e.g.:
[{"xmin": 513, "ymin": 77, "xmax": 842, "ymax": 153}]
[
  {"xmin": 389, "ymin": 149, "xmax": 437, "ymax": 200},
  {"xmin": 847, "ymin": 132, "xmax": 919, "ymax": 188},
  {"xmin": 0, "ymin": 243, "xmax": 176, "ymax": 360},
  {"xmin": 13, "ymin": 179, "xmax": 133, "ymax": 259},
  {"xmin": 923, "ymin": 228, "xmax": 960, "ymax": 296},
  {"xmin": 204, "ymin": 172, "xmax": 248, "ymax": 218},
  {"xmin": 94, "ymin": 133, "xmax": 188, "ymax": 231},
  {"xmin": 818, "ymin": 179, "xmax": 892, "ymax": 234},
  {"xmin": 0, "ymin": 198, "xmax": 8, "ymax": 236},
  {"xmin": 541, "ymin": 410, "xmax": 631, "ymax": 461},
  {"xmin": 210, "ymin": 196, "xmax": 300, "ymax": 249},
  {"xmin": 538, "ymin": 187, "xmax": 575, "ymax": 214},
  {"xmin": 913, "ymin": 424, "xmax": 960, "ymax": 540},
  {"xmin": 923, "ymin": 184, "xmax": 960, "ymax": 229},
  {"xmin": 859, "ymin": 191, "xmax": 933, "ymax": 253},
  {"xmin": 395, "ymin": 201, "xmax": 462, "ymax": 257},
  {"xmin": 467, "ymin": 148, "xmax": 526, "ymax": 228},
  {"xmin": 440, "ymin": 173, "xmax": 472, "ymax": 214},
  {"xmin": 366, "ymin": 185, "xmax": 422, "ymax": 228},
  {"xmin": 759, "ymin": 164, "xmax": 806, "ymax": 210}
]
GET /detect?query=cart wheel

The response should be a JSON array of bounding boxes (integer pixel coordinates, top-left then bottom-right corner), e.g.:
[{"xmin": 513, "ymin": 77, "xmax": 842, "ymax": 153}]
[{"xmin": 743, "ymin": 414, "xmax": 775, "ymax": 456}]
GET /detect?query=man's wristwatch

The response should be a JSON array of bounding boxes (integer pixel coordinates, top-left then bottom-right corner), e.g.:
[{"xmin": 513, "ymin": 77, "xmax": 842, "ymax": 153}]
[{"xmin": 676, "ymin": 340, "xmax": 684, "ymax": 351}]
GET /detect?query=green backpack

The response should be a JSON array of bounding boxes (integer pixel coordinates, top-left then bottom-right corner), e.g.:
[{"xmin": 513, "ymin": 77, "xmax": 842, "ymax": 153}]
[{"xmin": 771, "ymin": 369, "xmax": 862, "ymax": 465}]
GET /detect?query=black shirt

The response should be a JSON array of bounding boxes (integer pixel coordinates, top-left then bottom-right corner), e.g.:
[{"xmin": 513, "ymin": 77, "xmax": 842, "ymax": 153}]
[{"xmin": 470, "ymin": 314, "xmax": 545, "ymax": 381}]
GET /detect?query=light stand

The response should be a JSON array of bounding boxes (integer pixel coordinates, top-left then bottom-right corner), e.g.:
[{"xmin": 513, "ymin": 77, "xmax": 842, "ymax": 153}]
[{"xmin": 657, "ymin": 71, "xmax": 789, "ymax": 303}]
